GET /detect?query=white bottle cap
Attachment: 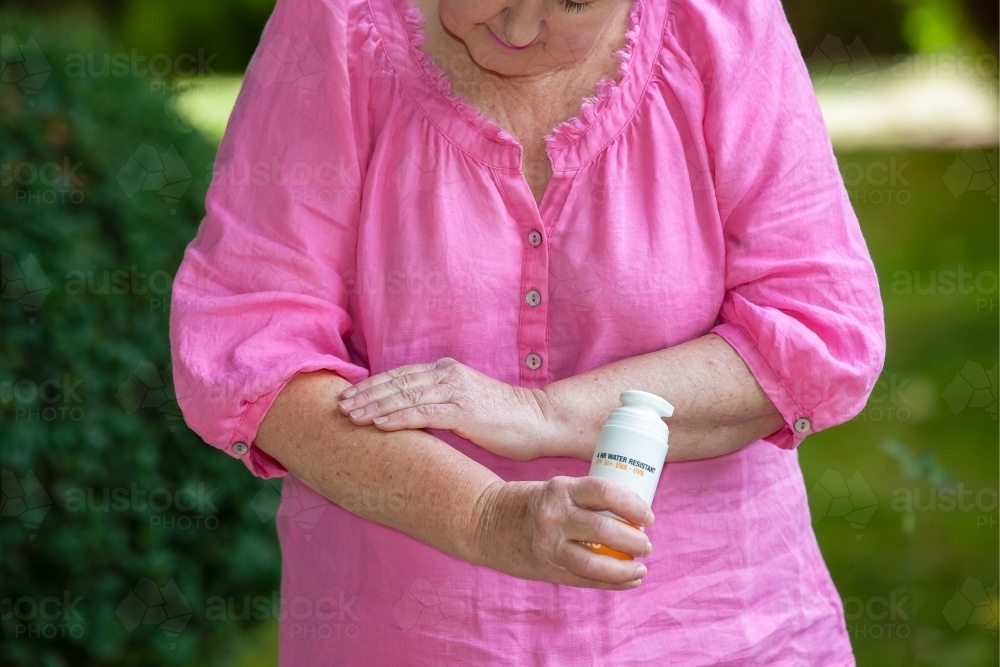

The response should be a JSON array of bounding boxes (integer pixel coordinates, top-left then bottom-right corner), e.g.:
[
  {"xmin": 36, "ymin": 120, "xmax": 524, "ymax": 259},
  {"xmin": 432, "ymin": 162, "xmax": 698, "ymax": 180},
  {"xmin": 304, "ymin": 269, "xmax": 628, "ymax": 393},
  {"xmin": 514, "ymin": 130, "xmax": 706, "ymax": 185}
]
[
  {"xmin": 621, "ymin": 390, "xmax": 674, "ymax": 418},
  {"xmin": 603, "ymin": 390, "xmax": 675, "ymax": 444}
]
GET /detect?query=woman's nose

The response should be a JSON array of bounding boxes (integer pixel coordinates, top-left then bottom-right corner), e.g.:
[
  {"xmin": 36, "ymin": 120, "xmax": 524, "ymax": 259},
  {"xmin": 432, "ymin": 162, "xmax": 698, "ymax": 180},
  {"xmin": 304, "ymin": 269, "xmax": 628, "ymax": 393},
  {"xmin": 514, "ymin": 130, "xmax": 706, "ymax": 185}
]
[{"xmin": 497, "ymin": 2, "xmax": 547, "ymax": 47}]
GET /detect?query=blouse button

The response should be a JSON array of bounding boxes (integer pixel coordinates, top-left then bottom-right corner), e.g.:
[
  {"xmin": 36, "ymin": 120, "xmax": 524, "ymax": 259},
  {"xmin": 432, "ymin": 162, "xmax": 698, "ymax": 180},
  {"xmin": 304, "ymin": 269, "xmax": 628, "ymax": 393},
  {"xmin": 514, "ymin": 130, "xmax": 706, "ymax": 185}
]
[
  {"xmin": 525, "ymin": 353, "xmax": 542, "ymax": 370},
  {"xmin": 527, "ymin": 229, "xmax": 542, "ymax": 247},
  {"xmin": 793, "ymin": 418, "xmax": 811, "ymax": 433},
  {"xmin": 232, "ymin": 441, "xmax": 249, "ymax": 456},
  {"xmin": 525, "ymin": 289, "xmax": 541, "ymax": 306}
]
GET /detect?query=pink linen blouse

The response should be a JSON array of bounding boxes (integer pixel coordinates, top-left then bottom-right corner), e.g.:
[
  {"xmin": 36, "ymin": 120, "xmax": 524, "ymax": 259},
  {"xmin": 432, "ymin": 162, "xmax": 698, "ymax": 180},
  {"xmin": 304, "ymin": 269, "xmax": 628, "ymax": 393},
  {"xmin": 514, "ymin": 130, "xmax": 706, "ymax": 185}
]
[{"xmin": 169, "ymin": 0, "xmax": 886, "ymax": 663}]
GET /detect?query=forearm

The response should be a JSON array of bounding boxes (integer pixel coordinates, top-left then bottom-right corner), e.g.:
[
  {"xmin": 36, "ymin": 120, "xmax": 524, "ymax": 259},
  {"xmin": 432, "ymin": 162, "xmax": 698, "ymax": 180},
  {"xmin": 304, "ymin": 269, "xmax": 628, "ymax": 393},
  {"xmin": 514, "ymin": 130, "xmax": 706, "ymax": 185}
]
[
  {"xmin": 255, "ymin": 370, "xmax": 503, "ymax": 563},
  {"xmin": 536, "ymin": 333, "xmax": 785, "ymax": 462}
]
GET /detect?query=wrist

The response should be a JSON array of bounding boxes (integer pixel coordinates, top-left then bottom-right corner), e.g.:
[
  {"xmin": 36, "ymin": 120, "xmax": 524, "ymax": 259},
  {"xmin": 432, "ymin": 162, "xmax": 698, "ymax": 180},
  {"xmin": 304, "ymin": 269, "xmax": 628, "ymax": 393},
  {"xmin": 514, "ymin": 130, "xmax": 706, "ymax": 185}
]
[
  {"xmin": 463, "ymin": 480, "xmax": 507, "ymax": 567},
  {"xmin": 530, "ymin": 386, "xmax": 594, "ymax": 461},
  {"xmin": 466, "ymin": 480, "xmax": 535, "ymax": 569}
]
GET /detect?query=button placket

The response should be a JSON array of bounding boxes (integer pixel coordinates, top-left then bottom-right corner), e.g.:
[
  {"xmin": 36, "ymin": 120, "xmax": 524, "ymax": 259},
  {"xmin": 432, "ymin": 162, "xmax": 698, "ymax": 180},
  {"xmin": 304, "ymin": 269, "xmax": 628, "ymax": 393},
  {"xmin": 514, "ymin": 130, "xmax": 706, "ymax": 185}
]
[
  {"xmin": 511, "ymin": 199, "xmax": 550, "ymax": 388},
  {"xmin": 492, "ymin": 164, "xmax": 566, "ymax": 389}
]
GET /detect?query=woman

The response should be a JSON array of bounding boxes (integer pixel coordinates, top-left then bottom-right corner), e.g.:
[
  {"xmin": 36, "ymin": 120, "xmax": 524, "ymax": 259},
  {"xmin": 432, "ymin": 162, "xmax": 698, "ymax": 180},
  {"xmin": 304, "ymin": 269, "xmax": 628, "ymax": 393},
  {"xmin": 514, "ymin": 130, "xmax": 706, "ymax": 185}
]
[{"xmin": 170, "ymin": 0, "xmax": 885, "ymax": 663}]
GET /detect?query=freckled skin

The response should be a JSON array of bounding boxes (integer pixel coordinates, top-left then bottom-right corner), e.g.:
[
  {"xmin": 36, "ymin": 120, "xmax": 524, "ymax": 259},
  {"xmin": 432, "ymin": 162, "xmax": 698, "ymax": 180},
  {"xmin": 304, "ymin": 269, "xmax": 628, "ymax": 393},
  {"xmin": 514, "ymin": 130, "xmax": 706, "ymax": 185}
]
[{"xmin": 257, "ymin": 370, "xmax": 655, "ymax": 589}]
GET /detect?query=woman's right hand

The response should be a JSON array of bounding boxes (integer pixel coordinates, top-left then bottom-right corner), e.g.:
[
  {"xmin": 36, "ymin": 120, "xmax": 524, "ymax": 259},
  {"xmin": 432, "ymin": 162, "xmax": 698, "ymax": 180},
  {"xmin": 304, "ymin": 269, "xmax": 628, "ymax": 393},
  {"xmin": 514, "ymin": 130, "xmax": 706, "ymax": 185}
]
[{"xmin": 470, "ymin": 476, "xmax": 654, "ymax": 590}]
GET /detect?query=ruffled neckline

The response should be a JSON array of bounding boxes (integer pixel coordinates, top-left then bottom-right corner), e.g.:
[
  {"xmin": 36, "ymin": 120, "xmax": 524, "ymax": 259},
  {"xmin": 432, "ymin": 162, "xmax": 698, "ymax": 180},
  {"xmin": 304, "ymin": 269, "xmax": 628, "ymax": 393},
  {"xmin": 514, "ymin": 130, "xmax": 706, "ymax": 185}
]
[{"xmin": 396, "ymin": 0, "xmax": 645, "ymax": 151}]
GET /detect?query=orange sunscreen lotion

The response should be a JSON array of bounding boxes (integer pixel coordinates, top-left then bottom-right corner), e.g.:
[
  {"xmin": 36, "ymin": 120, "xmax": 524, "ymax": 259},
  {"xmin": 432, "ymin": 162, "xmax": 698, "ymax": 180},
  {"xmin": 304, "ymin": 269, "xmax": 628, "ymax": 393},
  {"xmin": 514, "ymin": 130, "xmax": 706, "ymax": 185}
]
[{"xmin": 580, "ymin": 390, "xmax": 674, "ymax": 560}]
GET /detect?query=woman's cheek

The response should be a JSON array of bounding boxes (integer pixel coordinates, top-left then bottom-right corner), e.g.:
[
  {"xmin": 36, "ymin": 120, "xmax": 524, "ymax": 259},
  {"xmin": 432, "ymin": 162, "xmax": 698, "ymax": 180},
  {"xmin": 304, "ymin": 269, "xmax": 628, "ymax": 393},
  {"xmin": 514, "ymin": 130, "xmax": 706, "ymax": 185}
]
[{"xmin": 439, "ymin": 0, "xmax": 502, "ymax": 31}]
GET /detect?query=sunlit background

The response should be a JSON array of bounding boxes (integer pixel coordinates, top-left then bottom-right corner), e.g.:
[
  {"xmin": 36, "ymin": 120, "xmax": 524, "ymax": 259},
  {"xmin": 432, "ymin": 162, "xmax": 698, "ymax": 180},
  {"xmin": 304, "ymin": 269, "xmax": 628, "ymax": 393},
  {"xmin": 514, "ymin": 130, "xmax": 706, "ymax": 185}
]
[{"xmin": 1, "ymin": 1, "xmax": 997, "ymax": 665}]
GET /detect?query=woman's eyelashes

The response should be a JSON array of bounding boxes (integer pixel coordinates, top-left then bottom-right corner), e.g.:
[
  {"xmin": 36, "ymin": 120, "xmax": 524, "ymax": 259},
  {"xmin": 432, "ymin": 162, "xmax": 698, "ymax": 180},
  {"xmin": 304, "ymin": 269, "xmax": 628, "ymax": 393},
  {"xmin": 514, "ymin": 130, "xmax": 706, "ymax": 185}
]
[{"xmin": 562, "ymin": 0, "xmax": 591, "ymax": 13}]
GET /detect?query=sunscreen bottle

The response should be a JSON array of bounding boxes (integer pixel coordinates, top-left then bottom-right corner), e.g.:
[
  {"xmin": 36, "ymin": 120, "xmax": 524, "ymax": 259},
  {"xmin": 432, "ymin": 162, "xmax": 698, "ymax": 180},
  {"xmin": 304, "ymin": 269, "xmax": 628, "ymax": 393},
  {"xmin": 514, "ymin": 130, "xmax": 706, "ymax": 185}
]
[{"xmin": 580, "ymin": 390, "xmax": 674, "ymax": 560}]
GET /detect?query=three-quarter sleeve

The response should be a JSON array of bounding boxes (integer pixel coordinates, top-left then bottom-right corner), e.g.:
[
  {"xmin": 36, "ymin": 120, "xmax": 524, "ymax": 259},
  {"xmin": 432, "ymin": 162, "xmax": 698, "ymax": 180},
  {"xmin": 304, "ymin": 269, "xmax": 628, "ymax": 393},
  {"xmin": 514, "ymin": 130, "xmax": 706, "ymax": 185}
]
[
  {"xmin": 169, "ymin": 0, "xmax": 371, "ymax": 478},
  {"xmin": 674, "ymin": 0, "xmax": 886, "ymax": 449}
]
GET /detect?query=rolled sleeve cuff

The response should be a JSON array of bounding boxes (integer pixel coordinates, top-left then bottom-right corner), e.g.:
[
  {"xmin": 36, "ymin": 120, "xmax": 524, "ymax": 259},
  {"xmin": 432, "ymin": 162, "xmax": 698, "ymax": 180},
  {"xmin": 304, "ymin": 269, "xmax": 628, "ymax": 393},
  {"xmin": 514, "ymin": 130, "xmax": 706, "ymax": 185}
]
[
  {"xmin": 227, "ymin": 357, "xmax": 370, "ymax": 478},
  {"xmin": 711, "ymin": 322, "xmax": 813, "ymax": 450}
]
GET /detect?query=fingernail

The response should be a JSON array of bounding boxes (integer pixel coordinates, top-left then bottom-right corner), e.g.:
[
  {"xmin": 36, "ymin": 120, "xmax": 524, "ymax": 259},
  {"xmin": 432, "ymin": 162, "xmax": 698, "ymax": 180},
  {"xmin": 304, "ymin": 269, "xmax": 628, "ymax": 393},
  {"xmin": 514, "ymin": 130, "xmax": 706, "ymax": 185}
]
[
  {"xmin": 342, "ymin": 386, "xmax": 357, "ymax": 398},
  {"xmin": 636, "ymin": 565, "xmax": 648, "ymax": 577},
  {"xmin": 349, "ymin": 408, "xmax": 364, "ymax": 418},
  {"xmin": 339, "ymin": 398, "xmax": 354, "ymax": 409},
  {"xmin": 644, "ymin": 510, "xmax": 654, "ymax": 525},
  {"xmin": 644, "ymin": 541, "xmax": 652, "ymax": 556},
  {"xmin": 373, "ymin": 416, "xmax": 387, "ymax": 424}
]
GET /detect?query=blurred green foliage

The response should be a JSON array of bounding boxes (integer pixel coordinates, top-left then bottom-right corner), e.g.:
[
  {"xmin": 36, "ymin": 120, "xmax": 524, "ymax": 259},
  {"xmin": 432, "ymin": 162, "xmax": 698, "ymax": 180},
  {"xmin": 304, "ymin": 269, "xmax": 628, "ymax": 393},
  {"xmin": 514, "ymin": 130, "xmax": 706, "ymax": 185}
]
[
  {"xmin": 3, "ymin": 0, "xmax": 276, "ymax": 74},
  {"xmin": 1, "ymin": 11, "xmax": 280, "ymax": 666},
  {"xmin": 784, "ymin": 0, "xmax": 998, "ymax": 56},
  {"xmin": 895, "ymin": 0, "xmax": 998, "ymax": 53}
]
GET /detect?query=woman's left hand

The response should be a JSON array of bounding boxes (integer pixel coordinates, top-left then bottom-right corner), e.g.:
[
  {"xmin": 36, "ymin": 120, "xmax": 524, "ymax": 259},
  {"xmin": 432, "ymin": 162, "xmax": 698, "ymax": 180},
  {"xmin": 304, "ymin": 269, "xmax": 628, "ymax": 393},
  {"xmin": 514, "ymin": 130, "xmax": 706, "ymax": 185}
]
[{"xmin": 336, "ymin": 357, "xmax": 562, "ymax": 461}]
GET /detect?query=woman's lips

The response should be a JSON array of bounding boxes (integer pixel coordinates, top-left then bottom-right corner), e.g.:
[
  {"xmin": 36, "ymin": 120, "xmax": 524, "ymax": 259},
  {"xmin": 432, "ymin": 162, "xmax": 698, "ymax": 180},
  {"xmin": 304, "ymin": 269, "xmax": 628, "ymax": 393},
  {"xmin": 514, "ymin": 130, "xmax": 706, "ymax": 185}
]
[{"xmin": 486, "ymin": 25, "xmax": 532, "ymax": 51}]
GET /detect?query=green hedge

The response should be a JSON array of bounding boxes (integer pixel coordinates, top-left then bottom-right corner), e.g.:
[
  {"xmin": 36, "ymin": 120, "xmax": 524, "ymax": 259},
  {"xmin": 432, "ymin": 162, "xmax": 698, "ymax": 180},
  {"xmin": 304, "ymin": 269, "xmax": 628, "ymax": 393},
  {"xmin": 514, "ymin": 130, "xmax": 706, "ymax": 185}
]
[{"xmin": 1, "ymin": 11, "xmax": 280, "ymax": 666}]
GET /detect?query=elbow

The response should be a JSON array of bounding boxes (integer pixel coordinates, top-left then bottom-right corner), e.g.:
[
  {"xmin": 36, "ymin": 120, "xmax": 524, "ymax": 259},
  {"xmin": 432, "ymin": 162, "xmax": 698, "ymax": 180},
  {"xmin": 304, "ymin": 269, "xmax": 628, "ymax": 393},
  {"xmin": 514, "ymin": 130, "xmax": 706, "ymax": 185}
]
[
  {"xmin": 824, "ymin": 320, "xmax": 887, "ymax": 426},
  {"xmin": 172, "ymin": 365, "xmax": 234, "ymax": 449}
]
